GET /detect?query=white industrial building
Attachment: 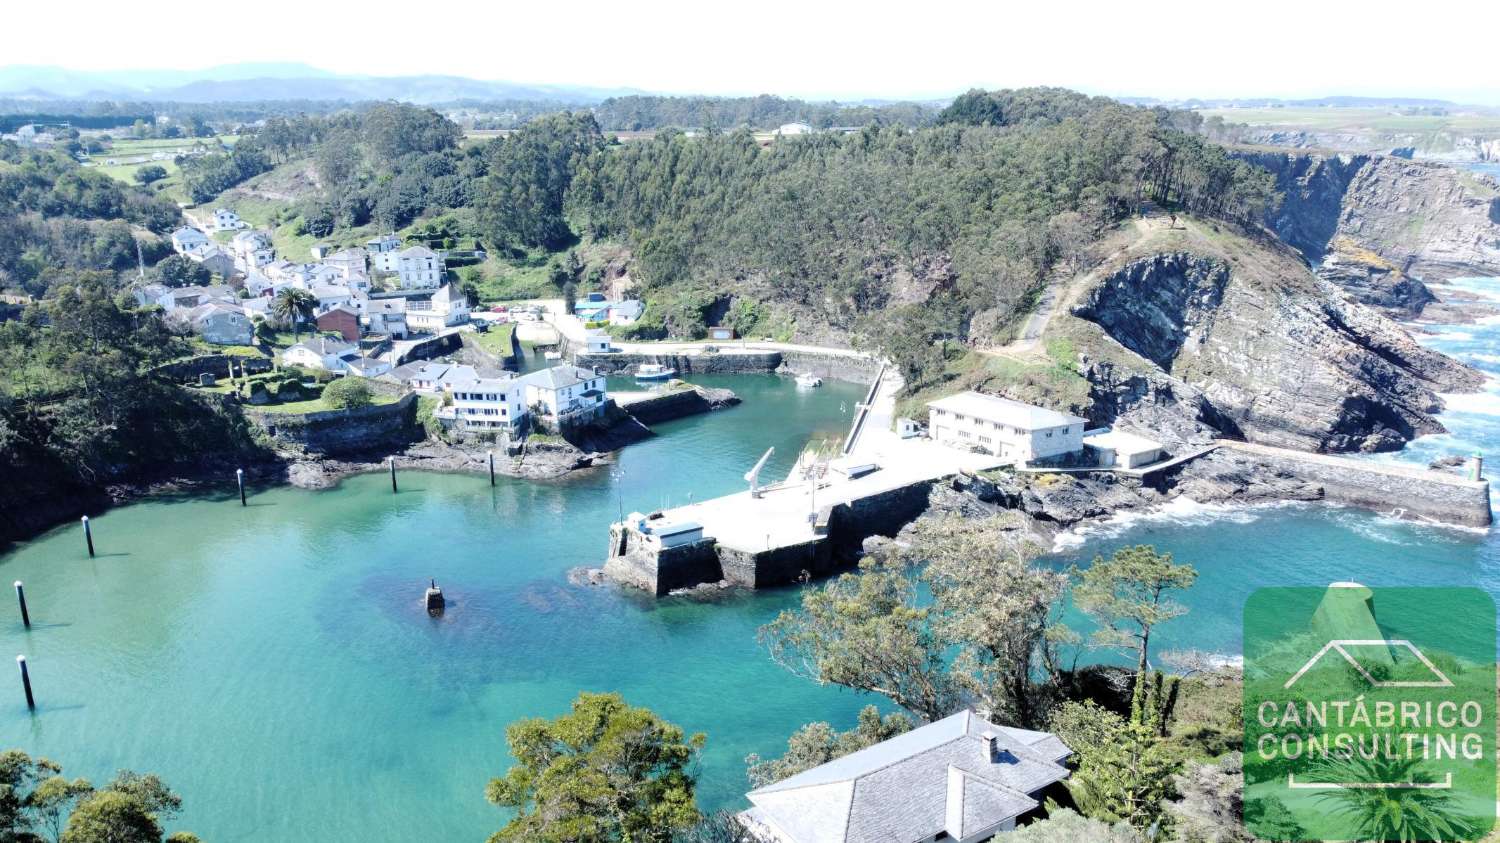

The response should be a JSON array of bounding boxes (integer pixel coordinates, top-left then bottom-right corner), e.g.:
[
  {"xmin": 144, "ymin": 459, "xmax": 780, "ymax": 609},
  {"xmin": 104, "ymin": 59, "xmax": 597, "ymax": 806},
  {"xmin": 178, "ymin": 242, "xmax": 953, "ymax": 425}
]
[
  {"xmin": 1083, "ymin": 429, "xmax": 1164, "ymax": 469},
  {"xmin": 927, "ymin": 391, "xmax": 1086, "ymax": 463}
]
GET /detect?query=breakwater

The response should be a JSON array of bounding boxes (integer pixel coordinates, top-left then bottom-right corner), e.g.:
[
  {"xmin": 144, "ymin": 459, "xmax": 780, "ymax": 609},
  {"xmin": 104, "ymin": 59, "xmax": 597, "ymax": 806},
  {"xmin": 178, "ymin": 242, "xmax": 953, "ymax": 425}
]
[
  {"xmin": 613, "ymin": 385, "xmax": 740, "ymax": 425},
  {"xmin": 1216, "ymin": 440, "xmax": 1491, "ymax": 527},
  {"xmin": 575, "ymin": 346, "xmax": 881, "ymax": 385}
]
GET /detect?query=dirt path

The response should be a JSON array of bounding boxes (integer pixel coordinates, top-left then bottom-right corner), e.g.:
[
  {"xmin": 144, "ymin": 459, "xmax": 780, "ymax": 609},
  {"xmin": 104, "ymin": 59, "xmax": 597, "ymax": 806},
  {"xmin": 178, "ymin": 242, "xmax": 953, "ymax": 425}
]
[{"xmin": 986, "ymin": 215, "xmax": 1169, "ymax": 361}]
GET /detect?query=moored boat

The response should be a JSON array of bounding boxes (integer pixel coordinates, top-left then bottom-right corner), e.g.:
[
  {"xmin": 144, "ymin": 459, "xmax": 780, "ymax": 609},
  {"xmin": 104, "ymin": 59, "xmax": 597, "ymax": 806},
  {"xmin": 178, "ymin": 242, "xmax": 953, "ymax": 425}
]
[{"xmin": 634, "ymin": 363, "xmax": 676, "ymax": 380}]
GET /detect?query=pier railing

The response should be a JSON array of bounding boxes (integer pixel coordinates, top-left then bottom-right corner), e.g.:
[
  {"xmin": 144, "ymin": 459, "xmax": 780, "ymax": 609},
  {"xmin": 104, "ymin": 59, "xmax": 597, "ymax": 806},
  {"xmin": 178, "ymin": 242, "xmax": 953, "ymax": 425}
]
[{"xmin": 841, "ymin": 362, "xmax": 886, "ymax": 457}]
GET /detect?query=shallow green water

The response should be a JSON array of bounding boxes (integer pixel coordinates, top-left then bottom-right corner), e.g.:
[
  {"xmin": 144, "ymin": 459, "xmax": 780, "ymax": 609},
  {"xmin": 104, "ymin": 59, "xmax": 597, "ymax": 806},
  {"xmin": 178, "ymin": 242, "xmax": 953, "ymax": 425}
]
[{"xmin": 0, "ymin": 374, "xmax": 870, "ymax": 842}]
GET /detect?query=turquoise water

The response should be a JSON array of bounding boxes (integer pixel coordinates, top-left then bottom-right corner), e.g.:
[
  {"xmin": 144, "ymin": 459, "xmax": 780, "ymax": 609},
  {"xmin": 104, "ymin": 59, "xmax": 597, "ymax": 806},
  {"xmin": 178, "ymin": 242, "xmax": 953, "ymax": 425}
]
[{"xmin": 0, "ymin": 374, "xmax": 869, "ymax": 841}]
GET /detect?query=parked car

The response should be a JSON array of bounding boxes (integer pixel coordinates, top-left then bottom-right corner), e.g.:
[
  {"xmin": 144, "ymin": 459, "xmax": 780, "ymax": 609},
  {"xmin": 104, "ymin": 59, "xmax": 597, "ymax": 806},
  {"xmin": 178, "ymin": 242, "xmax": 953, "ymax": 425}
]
[{"xmin": 489, "ymin": 305, "xmax": 509, "ymax": 313}]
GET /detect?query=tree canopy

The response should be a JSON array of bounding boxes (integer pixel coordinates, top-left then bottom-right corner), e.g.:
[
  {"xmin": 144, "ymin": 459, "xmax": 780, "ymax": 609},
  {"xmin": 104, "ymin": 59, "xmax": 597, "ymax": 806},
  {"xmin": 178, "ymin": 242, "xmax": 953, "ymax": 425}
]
[{"xmin": 485, "ymin": 692, "xmax": 704, "ymax": 843}]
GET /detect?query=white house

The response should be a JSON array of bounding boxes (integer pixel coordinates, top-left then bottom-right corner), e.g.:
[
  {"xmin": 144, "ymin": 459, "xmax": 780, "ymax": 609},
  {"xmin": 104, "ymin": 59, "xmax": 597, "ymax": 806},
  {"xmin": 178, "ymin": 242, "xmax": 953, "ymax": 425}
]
[
  {"xmin": 773, "ymin": 122, "xmax": 814, "ymax": 136},
  {"xmin": 170, "ymin": 227, "xmax": 211, "ymax": 255},
  {"xmin": 374, "ymin": 245, "xmax": 445, "ymax": 289},
  {"xmin": 230, "ymin": 230, "xmax": 275, "ymax": 272},
  {"xmin": 403, "ymin": 283, "xmax": 470, "ymax": 333},
  {"xmin": 358, "ymin": 297, "xmax": 408, "ymax": 338},
  {"xmin": 324, "ymin": 247, "xmax": 367, "ymax": 275},
  {"xmin": 210, "ymin": 209, "xmax": 246, "ymax": 232},
  {"xmin": 437, "ymin": 374, "xmax": 528, "ymax": 434},
  {"xmin": 740, "ymin": 710, "xmax": 1071, "ymax": 843},
  {"xmin": 310, "ymin": 284, "xmax": 355, "ymax": 314},
  {"xmin": 927, "ymin": 391, "xmax": 1086, "ymax": 463},
  {"xmin": 517, "ymin": 365, "xmax": 607, "ymax": 423},
  {"xmin": 283, "ymin": 337, "xmax": 361, "ymax": 372},
  {"xmin": 1083, "ymin": 429, "xmax": 1164, "ymax": 469},
  {"xmin": 608, "ymin": 299, "xmax": 644, "ymax": 326},
  {"xmin": 341, "ymin": 356, "xmax": 392, "ymax": 379},
  {"xmin": 584, "ymin": 330, "xmax": 613, "ymax": 354}
]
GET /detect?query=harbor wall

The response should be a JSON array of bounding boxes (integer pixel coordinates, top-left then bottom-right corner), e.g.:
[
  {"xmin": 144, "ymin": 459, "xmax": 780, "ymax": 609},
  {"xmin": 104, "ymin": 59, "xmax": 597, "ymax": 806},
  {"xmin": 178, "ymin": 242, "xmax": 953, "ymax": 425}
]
[
  {"xmin": 575, "ymin": 348, "xmax": 880, "ymax": 385},
  {"xmin": 1217, "ymin": 440, "xmax": 1492, "ymax": 527},
  {"xmin": 576, "ymin": 351, "xmax": 783, "ymax": 376}
]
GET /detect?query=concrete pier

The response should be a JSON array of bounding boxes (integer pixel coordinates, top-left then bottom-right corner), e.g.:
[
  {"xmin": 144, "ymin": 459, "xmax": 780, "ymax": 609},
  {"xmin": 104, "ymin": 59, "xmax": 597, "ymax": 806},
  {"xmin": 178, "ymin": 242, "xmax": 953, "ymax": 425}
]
[{"xmin": 604, "ymin": 368, "xmax": 1003, "ymax": 594}]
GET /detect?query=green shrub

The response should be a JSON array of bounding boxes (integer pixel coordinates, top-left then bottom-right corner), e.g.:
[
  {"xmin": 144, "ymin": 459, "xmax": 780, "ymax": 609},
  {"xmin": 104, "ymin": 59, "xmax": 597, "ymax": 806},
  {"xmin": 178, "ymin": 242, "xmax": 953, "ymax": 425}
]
[{"xmin": 323, "ymin": 377, "xmax": 374, "ymax": 409}]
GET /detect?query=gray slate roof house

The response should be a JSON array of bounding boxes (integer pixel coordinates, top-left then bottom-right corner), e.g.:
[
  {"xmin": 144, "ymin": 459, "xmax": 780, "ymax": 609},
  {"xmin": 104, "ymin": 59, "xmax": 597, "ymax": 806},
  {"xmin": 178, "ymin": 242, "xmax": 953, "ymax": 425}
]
[{"xmin": 740, "ymin": 710, "xmax": 1070, "ymax": 843}]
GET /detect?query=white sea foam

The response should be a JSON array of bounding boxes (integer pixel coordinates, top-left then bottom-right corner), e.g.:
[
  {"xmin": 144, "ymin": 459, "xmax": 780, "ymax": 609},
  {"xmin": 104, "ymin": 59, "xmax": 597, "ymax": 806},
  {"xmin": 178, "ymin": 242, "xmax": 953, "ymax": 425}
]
[
  {"xmin": 1439, "ymin": 387, "xmax": 1500, "ymax": 417},
  {"xmin": 1049, "ymin": 497, "xmax": 1302, "ymax": 553}
]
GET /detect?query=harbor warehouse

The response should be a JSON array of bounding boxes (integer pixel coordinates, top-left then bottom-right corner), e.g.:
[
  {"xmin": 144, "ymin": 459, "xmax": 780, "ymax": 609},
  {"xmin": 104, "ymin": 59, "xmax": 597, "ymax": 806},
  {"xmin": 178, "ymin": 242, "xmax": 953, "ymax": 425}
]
[{"xmin": 927, "ymin": 391, "xmax": 1085, "ymax": 462}]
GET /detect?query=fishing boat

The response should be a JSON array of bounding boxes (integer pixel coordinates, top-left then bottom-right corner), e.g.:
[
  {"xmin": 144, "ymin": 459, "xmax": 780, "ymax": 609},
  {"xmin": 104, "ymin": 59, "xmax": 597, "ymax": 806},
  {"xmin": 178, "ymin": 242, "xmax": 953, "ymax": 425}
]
[
  {"xmin": 795, "ymin": 373, "xmax": 823, "ymax": 388},
  {"xmin": 543, "ymin": 350, "xmax": 563, "ymax": 361},
  {"xmin": 634, "ymin": 363, "xmax": 676, "ymax": 380}
]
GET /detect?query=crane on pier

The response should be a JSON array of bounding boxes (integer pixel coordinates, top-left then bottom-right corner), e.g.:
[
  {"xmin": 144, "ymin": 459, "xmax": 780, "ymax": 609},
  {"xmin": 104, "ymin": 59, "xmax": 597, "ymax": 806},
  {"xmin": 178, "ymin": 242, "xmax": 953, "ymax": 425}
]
[{"xmin": 745, "ymin": 447, "xmax": 775, "ymax": 499}]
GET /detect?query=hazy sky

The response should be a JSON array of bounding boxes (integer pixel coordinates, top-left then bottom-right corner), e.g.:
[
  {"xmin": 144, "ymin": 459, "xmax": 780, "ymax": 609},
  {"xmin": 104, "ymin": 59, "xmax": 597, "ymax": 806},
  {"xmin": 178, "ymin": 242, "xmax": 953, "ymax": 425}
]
[{"xmin": 10, "ymin": 0, "xmax": 1500, "ymax": 103}]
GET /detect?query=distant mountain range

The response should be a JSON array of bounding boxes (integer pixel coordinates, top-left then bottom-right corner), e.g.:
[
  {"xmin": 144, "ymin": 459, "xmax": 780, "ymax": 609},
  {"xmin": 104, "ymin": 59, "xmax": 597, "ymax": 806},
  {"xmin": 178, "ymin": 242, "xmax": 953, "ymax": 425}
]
[{"xmin": 0, "ymin": 63, "xmax": 646, "ymax": 104}]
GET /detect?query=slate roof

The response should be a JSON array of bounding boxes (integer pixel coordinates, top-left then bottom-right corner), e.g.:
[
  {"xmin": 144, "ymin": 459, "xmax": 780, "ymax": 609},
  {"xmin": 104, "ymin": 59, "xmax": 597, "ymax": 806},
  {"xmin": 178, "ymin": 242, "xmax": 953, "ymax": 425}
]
[
  {"xmin": 745, "ymin": 710, "xmax": 1070, "ymax": 843},
  {"xmin": 287, "ymin": 337, "xmax": 358, "ymax": 357},
  {"xmin": 518, "ymin": 365, "xmax": 597, "ymax": 391},
  {"xmin": 927, "ymin": 391, "xmax": 1086, "ymax": 431}
]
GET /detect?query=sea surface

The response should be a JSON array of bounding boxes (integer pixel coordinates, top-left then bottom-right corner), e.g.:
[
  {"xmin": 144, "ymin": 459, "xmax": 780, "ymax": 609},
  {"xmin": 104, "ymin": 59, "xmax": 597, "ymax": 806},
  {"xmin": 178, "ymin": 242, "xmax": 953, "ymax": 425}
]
[
  {"xmin": 0, "ymin": 374, "xmax": 872, "ymax": 841},
  {"xmin": 5, "ymin": 271, "xmax": 1500, "ymax": 838}
]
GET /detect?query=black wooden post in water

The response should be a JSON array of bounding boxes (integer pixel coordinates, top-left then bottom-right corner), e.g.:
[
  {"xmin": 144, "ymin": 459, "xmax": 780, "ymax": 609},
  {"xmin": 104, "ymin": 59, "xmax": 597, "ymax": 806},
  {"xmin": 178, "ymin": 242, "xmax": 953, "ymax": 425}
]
[
  {"xmin": 81, "ymin": 516, "xmax": 94, "ymax": 558},
  {"xmin": 389, "ymin": 457, "xmax": 398, "ymax": 493},
  {"xmin": 237, "ymin": 469, "xmax": 246, "ymax": 506},
  {"xmin": 13, "ymin": 582, "xmax": 28, "ymax": 630},
  {"xmin": 16, "ymin": 656, "xmax": 33, "ymax": 710},
  {"xmin": 488, "ymin": 451, "xmax": 495, "ymax": 486}
]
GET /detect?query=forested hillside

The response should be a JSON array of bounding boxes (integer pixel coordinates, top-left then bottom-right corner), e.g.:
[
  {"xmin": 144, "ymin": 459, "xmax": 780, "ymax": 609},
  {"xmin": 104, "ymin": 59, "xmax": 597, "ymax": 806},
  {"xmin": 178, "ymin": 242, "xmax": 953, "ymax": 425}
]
[
  {"xmin": 566, "ymin": 91, "xmax": 1277, "ymax": 382},
  {"xmin": 591, "ymin": 94, "xmax": 936, "ymax": 131},
  {"xmin": 0, "ymin": 142, "xmax": 181, "ymax": 296}
]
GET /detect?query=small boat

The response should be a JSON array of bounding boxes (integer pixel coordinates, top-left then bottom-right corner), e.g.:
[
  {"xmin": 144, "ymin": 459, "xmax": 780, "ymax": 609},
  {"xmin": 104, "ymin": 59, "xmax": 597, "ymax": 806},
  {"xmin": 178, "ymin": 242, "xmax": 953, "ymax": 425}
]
[
  {"xmin": 795, "ymin": 373, "xmax": 823, "ymax": 388},
  {"xmin": 634, "ymin": 363, "xmax": 676, "ymax": 380},
  {"xmin": 544, "ymin": 350, "xmax": 563, "ymax": 361}
]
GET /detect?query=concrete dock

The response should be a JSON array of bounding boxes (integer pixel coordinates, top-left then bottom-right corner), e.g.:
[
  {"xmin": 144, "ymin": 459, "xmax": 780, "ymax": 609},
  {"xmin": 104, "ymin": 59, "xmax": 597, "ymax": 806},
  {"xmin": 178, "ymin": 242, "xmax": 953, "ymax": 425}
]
[{"xmin": 604, "ymin": 367, "xmax": 1005, "ymax": 594}]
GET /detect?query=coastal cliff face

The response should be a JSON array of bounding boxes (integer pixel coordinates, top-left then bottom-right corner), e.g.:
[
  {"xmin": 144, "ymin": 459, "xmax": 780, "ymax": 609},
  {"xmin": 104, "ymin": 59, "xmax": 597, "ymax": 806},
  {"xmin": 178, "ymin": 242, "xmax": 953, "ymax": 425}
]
[
  {"xmin": 1067, "ymin": 232, "xmax": 1483, "ymax": 453},
  {"xmin": 1242, "ymin": 151, "xmax": 1500, "ymax": 290}
]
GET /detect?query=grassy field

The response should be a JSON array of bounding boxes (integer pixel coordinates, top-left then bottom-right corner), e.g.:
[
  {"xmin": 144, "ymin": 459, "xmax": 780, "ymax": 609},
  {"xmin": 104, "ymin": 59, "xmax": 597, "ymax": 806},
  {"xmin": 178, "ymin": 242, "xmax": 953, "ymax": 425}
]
[
  {"xmin": 85, "ymin": 135, "xmax": 239, "ymax": 205},
  {"xmin": 1198, "ymin": 106, "xmax": 1500, "ymax": 134},
  {"xmin": 469, "ymin": 323, "xmax": 516, "ymax": 357}
]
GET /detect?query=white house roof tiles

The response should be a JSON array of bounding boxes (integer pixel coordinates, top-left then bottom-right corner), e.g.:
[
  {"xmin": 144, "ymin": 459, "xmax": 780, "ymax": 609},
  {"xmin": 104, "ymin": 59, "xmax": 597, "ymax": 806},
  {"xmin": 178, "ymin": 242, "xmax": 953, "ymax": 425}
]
[
  {"xmin": 927, "ymin": 391, "xmax": 1085, "ymax": 430},
  {"xmin": 745, "ymin": 710, "xmax": 1070, "ymax": 843}
]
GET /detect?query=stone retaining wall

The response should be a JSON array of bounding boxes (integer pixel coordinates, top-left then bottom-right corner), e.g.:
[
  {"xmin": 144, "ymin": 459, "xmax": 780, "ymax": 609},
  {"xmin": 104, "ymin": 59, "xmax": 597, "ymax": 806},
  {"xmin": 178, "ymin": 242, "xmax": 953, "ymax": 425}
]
[
  {"xmin": 1218, "ymin": 440, "xmax": 1492, "ymax": 527},
  {"xmin": 156, "ymin": 354, "xmax": 274, "ymax": 383},
  {"xmin": 246, "ymin": 393, "xmax": 421, "ymax": 456},
  {"xmin": 576, "ymin": 351, "xmax": 784, "ymax": 376}
]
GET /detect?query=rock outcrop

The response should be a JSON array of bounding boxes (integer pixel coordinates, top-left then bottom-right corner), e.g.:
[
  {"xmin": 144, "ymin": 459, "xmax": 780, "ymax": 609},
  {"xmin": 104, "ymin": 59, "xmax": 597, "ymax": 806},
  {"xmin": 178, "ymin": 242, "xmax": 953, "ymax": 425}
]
[
  {"xmin": 1241, "ymin": 151, "xmax": 1500, "ymax": 289},
  {"xmin": 1067, "ymin": 234, "xmax": 1484, "ymax": 454}
]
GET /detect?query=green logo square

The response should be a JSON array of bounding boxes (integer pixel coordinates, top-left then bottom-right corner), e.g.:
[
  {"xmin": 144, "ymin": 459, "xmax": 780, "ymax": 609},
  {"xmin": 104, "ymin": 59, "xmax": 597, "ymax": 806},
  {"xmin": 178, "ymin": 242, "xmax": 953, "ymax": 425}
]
[{"xmin": 1244, "ymin": 586, "xmax": 1496, "ymax": 841}]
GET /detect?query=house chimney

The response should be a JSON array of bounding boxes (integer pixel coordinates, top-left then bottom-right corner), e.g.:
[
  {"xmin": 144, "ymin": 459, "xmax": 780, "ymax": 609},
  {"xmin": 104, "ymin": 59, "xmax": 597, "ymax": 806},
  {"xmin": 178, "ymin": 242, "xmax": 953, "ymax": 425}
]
[{"xmin": 981, "ymin": 730, "xmax": 998, "ymax": 762}]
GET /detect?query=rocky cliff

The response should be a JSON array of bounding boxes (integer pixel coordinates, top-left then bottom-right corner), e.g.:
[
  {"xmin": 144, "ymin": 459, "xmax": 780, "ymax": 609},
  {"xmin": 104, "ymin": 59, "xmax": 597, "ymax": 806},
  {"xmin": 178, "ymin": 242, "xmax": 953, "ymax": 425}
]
[
  {"xmin": 1063, "ymin": 224, "xmax": 1483, "ymax": 453},
  {"xmin": 1241, "ymin": 151, "xmax": 1500, "ymax": 293}
]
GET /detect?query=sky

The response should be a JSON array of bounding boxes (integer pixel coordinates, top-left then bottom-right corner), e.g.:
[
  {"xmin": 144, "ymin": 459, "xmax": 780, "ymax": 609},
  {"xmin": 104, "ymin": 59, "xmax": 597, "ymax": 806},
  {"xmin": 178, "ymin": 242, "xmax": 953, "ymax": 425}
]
[{"xmin": 7, "ymin": 0, "xmax": 1500, "ymax": 104}]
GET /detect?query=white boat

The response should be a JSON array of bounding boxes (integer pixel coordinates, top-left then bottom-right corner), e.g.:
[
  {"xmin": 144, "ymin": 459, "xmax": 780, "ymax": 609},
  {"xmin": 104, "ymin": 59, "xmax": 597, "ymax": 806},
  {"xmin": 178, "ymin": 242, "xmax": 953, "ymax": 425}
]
[
  {"xmin": 795, "ymin": 373, "xmax": 823, "ymax": 388},
  {"xmin": 543, "ymin": 350, "xmax": 563, "ymax": 361},
  {"xmin": 634, "ymin": 363, "xmax": 676, "ymax": 380}
]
